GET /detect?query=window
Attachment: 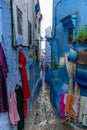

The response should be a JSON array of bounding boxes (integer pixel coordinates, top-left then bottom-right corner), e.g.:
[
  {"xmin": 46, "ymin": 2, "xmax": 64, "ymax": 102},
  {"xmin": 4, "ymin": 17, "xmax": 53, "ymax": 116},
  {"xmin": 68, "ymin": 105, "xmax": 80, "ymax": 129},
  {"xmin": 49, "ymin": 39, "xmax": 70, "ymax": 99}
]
[
  {"xmin": 17, "ymin": 6, "xmax": 23, "ymax": 35},
  {"xmin": 68, "ymin": 27, "xmax": 73, "ymax": 45},
  {"xmin": 28, "ymin": 21, "xmax": 32, "ymax": 45}
]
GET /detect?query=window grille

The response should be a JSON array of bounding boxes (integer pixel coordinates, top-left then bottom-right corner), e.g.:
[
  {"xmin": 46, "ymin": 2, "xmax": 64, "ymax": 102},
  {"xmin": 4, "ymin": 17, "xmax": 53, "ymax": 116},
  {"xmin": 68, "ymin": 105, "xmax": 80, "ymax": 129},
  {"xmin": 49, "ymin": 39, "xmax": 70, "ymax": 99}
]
[
  {"xmin": 17, "ymin": 6, "xmax": 23, "ymax": 35},
  {"xmin": 28, "ymin": 21, "xmax": 32, "ymax": 45}
]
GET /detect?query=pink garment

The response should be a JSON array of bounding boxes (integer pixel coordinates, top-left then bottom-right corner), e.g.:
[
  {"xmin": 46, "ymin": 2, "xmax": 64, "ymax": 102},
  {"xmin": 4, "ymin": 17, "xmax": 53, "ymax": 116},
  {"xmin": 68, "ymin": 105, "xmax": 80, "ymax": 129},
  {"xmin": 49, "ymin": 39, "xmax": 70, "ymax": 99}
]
[
  {"xmin": 60, "ymin": 93, "xmax": 65, "ymax": 118},
  {"xmin": 73, "ymin": 96, "xmax": 80, "ymax": 115},
  {"xmin": 8, "ymin": 92, "xmax": 20, "ymax": 127}
]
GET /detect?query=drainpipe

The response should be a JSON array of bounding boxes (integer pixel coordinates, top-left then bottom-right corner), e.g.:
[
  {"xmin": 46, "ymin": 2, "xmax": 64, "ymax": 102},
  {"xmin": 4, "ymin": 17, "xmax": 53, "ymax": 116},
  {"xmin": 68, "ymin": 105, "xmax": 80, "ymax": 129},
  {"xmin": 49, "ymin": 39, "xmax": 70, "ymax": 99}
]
[
  {"xmin": 47, "ymin": 0, "xmax": 62, "ymax": 41},
  {"xmin": 54, "ymin": 0, "xmax": 62, "ymax": 38},
  {"xmin": 47, "ymin": 0, "xmax": 63, "ymax": 86}
]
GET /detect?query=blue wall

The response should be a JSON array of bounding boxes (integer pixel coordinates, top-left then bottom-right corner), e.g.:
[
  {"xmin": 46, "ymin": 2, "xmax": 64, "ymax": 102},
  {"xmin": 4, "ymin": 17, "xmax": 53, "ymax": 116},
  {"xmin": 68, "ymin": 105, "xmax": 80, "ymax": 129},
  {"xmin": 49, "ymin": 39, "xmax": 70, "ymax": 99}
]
[
  {"xmin": 51, "ymin": 0, "xmax": 87, "ymax": 116},
  {"xmin": 0, "ymin": 0, "xmax": 33, "ymax": 129},
  {"xmin": 29, "ymin": 62, "xmax": 42, "ymax": 102},
  {"xmin": 45, "ymin": 42, "xmax": 51, "ymax": 63},
  {"xmin": 0, "ymin": 1, "xmax": 17, "ymax": 129}
]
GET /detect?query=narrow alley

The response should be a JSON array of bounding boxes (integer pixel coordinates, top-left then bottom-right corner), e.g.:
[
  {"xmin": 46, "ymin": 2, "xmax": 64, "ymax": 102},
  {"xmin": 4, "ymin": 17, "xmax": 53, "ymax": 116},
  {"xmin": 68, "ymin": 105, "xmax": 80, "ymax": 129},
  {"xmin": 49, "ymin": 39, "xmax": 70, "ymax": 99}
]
[
  {"xmin": 1, "ymin": 0, "xmax": 87, "ymax": 130},
  {"xmin": 24, "ymin": 75, "xmax": 85, "ymax": 130}
]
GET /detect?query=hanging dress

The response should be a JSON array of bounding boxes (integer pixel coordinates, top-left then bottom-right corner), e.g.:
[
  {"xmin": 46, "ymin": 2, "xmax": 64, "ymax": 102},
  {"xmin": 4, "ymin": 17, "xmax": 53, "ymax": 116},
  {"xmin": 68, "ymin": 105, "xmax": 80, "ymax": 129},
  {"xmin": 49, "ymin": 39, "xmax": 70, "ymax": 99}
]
[
  {"xmin": 15, "ymin": 85, "xmax": 24, "ymax": 130},
  {"xmin": 19, "ymin": 49, "xmax": 30, "ymax": 118},
  {"xmin": 0, "ymin": 43, "xmax": 8, "ymax": 112},
  {"xmin": 8, "ymin": 92, "xmax": 20, "ymax": 127}
]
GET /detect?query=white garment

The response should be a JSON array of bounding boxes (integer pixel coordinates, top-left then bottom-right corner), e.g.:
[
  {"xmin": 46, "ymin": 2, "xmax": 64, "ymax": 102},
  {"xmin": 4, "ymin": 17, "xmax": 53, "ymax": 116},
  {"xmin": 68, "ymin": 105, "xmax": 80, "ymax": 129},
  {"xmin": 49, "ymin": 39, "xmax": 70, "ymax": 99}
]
[
  {"xmin": 82, "ymin": 97, "xmax": 87, "ymax": 126},
  {"xmin": 64, "ymin": 94, "xmax": 68, "ymax": 116}
]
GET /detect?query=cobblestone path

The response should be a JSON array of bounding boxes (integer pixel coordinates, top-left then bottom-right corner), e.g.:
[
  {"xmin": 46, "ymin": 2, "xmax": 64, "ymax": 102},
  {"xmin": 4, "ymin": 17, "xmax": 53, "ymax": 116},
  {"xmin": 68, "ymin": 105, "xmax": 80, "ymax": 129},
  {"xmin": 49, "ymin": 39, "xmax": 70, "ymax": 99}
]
[{"xmin": 24, "ymin": 77, "xmax": 86, "ymax": 130}]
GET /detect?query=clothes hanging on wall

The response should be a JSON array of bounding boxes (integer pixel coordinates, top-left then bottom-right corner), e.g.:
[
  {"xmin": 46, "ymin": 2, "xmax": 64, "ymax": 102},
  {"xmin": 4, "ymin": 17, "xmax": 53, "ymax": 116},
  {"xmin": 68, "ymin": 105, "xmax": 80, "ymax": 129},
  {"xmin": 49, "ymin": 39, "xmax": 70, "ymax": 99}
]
[
  {"xmin": 60, "ymin": 93, "xmax": 65, "ymax": 118},
  {"xmin": 60, "ymin": 93, "xmax": 87, "ymax": 127},
  {"xmin": 65, "ymin": 94, "xmax": 74, "ymax": 122},
  {"xmin": 64, "ymin": 93, "xmax": 68, "ymax": 117},
  {"xmin": 68, "ymin": 49, "xmax": 78, "ymax": 63},
  {"xmin": 15, "ymin": 85, "xmax": 24, "ymax": 130},
  {"xmin": 8, "ymin": 92, "xmax": 20, "ymax": 127},
  {"xmin": 82, "ymin": 97, "xmax": 87, "ymax": 126},
  {"xmin": 19, "ymin": 49, "xmax": 30, "ymax": 118},
  {"xmin": 65, "ymin": 54, "xmax": 76, "ymax": 94},
  {"xmin": 79, "ymin": 96, "xmax": 86, "ymax": 123},
  {"xmin": 73, "ymin": 95, "xmax": 80, "ymax": 122},
  {"xmin": 77, "ymin": 51, "xmax": 87, "ymax": 65},
  {"xmin": 74, "ymin": 83, "xmax": 80, "ymax": 96},
  {"xmin": 0, "ymin": 43, "xmax": 8, "ymax": 112},
  {"xmin": 23, "ymin": 100, "xmax": 28, "ymax": 119},
  {"xmin": 76, "ymin": 64, "xmax": 87, "ymax": 89},
  {"xmin": 19, "ymin": 49, "xmax": 30, "ymax": 99}
]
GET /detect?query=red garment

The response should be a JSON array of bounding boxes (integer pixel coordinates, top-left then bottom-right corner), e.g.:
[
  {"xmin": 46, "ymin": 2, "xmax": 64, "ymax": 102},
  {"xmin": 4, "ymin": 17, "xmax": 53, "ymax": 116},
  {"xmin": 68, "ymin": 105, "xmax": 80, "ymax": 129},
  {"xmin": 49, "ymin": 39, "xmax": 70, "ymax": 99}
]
[
  {"xmin": 19, "ymin": 49, "xmax": 30, "ymax": 118},
  {"xmin": 23, "ymin": 101, "xmax": 28, "ymax": 119},
  {"xmin": 19, "ymin": 49, "xmax": 30, "ymax": 99}
]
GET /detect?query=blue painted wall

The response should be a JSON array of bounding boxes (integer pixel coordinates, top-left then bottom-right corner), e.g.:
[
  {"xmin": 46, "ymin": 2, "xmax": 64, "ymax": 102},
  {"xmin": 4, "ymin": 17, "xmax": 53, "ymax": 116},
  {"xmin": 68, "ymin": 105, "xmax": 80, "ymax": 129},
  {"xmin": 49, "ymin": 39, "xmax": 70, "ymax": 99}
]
[
  {"xmin": 0, "ymin": 0, "xmax": 41, "ymax": 129},
  {"xmin": 45, "ymin": 41, "xmax": 51, "ymax": 84},
  {"xmin": 0, "ymin": 0, "xmax": 17, "ymax": 129},
  {"xmin": 51, "ymin": 0, "xmax": 87, "ymax": 116},
  {"xmin": 45, "ymin": 42, "xmax": 51, "ymax": 63}
]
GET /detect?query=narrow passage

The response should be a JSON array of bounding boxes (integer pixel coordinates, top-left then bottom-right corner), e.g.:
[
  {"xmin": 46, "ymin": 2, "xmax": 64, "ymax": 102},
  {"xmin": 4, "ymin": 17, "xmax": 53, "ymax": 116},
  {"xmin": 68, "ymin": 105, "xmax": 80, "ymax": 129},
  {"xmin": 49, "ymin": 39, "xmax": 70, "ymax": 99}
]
[{"xmin": 24, "ymin": 77, "xmax": 84, "ymax": 130}]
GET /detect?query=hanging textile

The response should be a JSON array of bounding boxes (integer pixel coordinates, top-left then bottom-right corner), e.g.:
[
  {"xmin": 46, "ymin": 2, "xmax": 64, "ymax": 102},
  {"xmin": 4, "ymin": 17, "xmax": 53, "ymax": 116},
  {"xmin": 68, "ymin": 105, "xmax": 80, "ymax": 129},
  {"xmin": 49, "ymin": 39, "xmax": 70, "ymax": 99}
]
[
  {"xmin": 76, "ymin": 64, "xmax": 87, "ymax": 89},
  {"xmin": 74, "ymin": 83, "xmax": 80, "ymax": 96},
  {"xmin": 60, "ymin": 93, "xmax": 65, "ymax": 118},
  {"xmin": 35, "ymin": 1, "xmax": 40, "ymax": 15},
  {"xmin": 76, "ymin": 51, "xmax": 87, "ymax": 89},
  {"xmin": 65, "ymin": 94, "xmax": 74, "ymax": 122},
  {"xmin": 65, "ymin": 54, "xmax": 76, "ymax": 94},
  {"xmin": 19, "ymin": 49, "xmax": 30, "ymax": 99},
  {"xmin": 15, "ymin": 85, "xmax": 24, "ymax": 130},
  {"xmin": 8, "ymin": 92, "xmax": 20, "ymax": 127},
  {"xmin": 79, "ymin": 96, "xmax": 86, "ymax": 123},
  {"xmin": 0, "ymin": 43, "xmax": 8, "ymax": 112},
  {"xmin": 68, "ymin": 49, "xmax": 78, "ymax": 63},
  {"xmin": 64, "ymin": 93, "xmax": 68, "ymax": 117},
  {"xmin": 23, "ymin": 101, "xmax": 28, "ymax": 119},
  {"xmin": 82, "ymin": 97, "xmax": 87, "ymax": 126},
  {"xmin": 73, "ymin": 96, "xmax": 80, "ymax": 122},
  {"xmin": 19, "ymin": 49, "xmax": 30, "ymax": 118},
  {"xmin": 77, "ymin": 51, "xmax": 87, "ymax": 65}
]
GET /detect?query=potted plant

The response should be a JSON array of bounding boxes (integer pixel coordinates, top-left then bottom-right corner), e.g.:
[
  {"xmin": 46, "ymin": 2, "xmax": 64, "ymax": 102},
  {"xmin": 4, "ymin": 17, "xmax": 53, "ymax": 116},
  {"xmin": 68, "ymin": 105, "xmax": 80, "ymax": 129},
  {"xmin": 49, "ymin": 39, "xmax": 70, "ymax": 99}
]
[
  {"xmin": 29, "ymin": 54, "xmax": 37, "ymax": 60},
  {"xmin": 74, "ymin": 25, "xmax": 87, "ymax": 43}
]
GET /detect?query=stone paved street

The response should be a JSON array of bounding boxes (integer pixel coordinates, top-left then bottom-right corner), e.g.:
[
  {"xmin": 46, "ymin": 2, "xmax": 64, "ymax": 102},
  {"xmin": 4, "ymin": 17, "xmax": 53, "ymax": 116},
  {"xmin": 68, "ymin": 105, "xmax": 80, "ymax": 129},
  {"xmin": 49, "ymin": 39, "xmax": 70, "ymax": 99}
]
[{"xmin": 24, "ymin": 77, "xmax": 86, "ymax": 130}]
